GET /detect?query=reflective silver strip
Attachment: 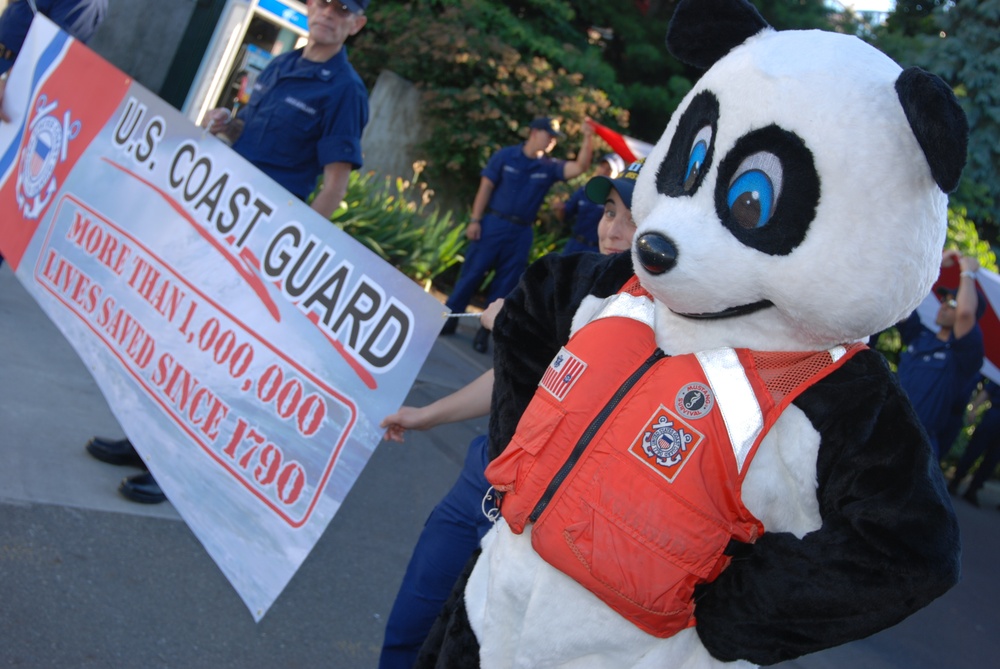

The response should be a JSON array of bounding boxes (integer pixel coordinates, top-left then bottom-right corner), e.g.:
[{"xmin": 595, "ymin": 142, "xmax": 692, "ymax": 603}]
[
  {"xmin": 695, "ymin": 348, "xmax": 763, "ymax": 473},
  {"xmin": 829, "ymin": 345, "xmax": 846, "ymax": 363},
  {"xmin": 592, "ymin": 293, "xmax": 655, "ymax": 327}
]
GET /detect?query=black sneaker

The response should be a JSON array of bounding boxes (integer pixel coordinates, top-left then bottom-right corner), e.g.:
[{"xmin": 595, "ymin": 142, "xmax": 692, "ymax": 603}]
[
  {"xmin": 119, "ymin": 471, "xmax": 166, "ymax": 504},
  {"xmin": 86, "ymin": 437, "xmax": 145, "ymax": 468}
]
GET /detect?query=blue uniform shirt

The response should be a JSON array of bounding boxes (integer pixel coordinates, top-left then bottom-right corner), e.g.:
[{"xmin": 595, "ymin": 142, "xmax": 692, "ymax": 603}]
[
  {"xmin": 232, "ymin": 47, "xmax": 368, "ymax": 201},
  {"xmin": 482, "ymin": 145, "xmax": 565, "ymax": 225},
  {"xmin": 898, "ymin": 311, "xmax": 984, "ymax": 443},
  {"xmin": 561, "ymin": 185, "xmax": 603, "ymax": 253},
  {"xmin": 0, "ymin": 0, "xmax": 107, "ymax": 73}
]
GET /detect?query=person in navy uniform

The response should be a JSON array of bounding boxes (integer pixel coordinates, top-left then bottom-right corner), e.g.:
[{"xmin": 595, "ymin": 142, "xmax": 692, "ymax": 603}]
[
  {"xmin": 558, "ymin": 153, "xmax": 624, "ymax": 255},
  {"xmin": 441, "ymin": 116, "xmax": 594, "ymax": 353},
  {"xmin": 204, "ymin": 0, "xmax": 369, "ymax": 219},
  {"xmin": 87, "ymin": 0, "xmax": 371, "ymax": 504},
  {"xmin": 378, "ymin": 159, "xmax": 645, "ymax": 669},
  {"xmin": 949, "ymin": 378, "xmax": 1000, "ymax": 507},
  {"xmin": 897, "ymin": 252, "xmax": 984, "ymax": 461}
]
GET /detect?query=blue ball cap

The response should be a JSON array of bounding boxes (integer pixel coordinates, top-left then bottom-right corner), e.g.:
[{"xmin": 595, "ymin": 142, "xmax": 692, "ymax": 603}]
[
  {"xmin": 341, "ymin": 0, "xmax": 370, "ymax": 13},
  {"xmin": 529, "ymin": 117, "xmax": 566, "ymax": 139},
  {"xmin": 586, "ymin": 158, "xmax": 645, "ymax": 210}
]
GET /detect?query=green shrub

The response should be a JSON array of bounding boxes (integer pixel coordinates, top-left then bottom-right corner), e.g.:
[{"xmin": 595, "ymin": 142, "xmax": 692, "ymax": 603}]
[
  {"xmin": 318, "ymin": 164, "xmax": 579, "ymax": 303},
  {"xmin": 325, "ymin": 164, "xmax": 467, "ymax": 291}
]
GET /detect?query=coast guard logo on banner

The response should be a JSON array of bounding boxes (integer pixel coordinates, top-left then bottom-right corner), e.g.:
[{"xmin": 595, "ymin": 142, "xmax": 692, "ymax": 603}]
[
  {"xmin": 539, "ymin": 347, "xmax": 587, "ymax": 401},
  {"xmin": 629, "ymin": 407, "xmax": 704, "ymax": 483},
  {"xmin": 16, "ymin": 95, "xmax": 80, "ymax": 219}
]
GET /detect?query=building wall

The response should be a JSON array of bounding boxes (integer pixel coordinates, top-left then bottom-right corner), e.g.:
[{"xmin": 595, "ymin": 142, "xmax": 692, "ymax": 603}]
[{"xmin": 87, "ymin": 0, "xmax": 198, "ymax": 95}]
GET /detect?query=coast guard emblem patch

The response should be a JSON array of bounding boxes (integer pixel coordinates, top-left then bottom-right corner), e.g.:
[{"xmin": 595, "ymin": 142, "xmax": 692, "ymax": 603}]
[{"xmin": 629, "ymin": 406, "xmax": 704, "ymax": 482}]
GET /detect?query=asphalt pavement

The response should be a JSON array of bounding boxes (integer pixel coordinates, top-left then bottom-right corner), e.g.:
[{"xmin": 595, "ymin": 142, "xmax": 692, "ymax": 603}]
[{"xmin": 2, "ymin": 261, "xmax": 999, "ymax": 668}]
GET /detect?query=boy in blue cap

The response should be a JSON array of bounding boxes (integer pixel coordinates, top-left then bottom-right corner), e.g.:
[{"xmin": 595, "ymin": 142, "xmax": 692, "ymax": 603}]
[{"xmin": 378, "ymin": 159, "xmax": 645, "ymax": 669}]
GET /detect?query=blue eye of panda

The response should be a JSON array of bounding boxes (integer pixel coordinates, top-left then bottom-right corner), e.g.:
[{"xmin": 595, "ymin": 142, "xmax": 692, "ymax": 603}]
[
  {"xmin": 726, "ymin": 152, "xmax": 783, "ymax": 229},
  {"xmin": 684, "ymin": 126, "xmax": 713, "ymax": 192}
]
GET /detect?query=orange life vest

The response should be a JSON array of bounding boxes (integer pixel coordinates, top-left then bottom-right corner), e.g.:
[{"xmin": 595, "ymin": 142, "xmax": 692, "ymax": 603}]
[{"xmin": 486, "ymin": 276, "xmax": 865, "ymax": 637}]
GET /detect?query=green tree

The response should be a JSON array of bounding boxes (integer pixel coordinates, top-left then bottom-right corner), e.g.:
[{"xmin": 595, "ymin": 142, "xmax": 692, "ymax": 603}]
[
  {"xmin": 917, "ymin": 0, "xmax": 1000, "ymax": 235},
  {"xmin": 351, "ymin": 0, "xmax": 628, "ymax": 206},
  {"xmin": 351, "ymin": 0, "xmax": 854, "ymax": 213},
  {"xmin": 884, "ymin": 0, "xmax": 948, "ymax": 37},
  {"xmin": 873, "ymin": 0, "xmax": 999, "ymax": 237}
]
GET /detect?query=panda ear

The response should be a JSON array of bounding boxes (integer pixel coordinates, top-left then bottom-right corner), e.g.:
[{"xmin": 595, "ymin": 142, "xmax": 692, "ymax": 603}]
[
  {"xmin": 666, "ymin": 0, "xmax": 770, "ymax": 70},
  {"xmin": 895, "ymin": 67, "xmax": 969, "ymax": 194}
]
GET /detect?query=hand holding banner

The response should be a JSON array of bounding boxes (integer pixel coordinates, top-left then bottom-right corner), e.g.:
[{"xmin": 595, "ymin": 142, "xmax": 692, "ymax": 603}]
[{"xmin": 0, "ymin": 16, "xmax": 444, "ymax": 621}]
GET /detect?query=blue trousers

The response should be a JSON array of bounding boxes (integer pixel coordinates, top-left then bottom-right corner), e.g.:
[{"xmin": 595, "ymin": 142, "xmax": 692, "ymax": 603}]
[
  {"xmin": 954, "ymin": 406, "xmax": 1000, "ymax": 495},
  {"xmin": 445, "ymin": 215, "xmax": 533, "ymax": 314},
  {"xmin": 379, "ymin": 435, "xmax": 493, "ymax": 669}
]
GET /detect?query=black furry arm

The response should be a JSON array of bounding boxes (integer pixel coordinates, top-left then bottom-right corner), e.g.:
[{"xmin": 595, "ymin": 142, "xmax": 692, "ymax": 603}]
[
  {"xmin": 694, "ymin": 350, "xmax": 961, "ymax": 665},
  {"xmin": 487, "ymin": 251, "xmax": 634, "ymax": 460}
]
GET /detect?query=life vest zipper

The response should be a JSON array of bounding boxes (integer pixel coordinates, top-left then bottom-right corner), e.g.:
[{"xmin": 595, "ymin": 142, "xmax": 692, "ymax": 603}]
[{"xmin": 529, "ymin": 348, "xmax": 667, "ymax": 522}]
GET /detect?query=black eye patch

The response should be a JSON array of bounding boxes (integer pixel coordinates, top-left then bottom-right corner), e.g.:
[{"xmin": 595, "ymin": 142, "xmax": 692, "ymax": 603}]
[
  {"xmin": 713, "ymin": 125, "xmax": 819, "ymax": 256},
  {"xmin": 656, "ymin": 91, "xmax": 720, "ymax": 198}
]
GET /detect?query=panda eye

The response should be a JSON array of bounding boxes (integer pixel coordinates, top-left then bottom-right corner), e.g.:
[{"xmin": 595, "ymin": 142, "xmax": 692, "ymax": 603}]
[
  {"xmin": 684, "ymin": 126, "xmax": 713, "ymax": 192},
  {"xmin": 726, "ymin": 152, "xmax": 783, "ymax": 229}
]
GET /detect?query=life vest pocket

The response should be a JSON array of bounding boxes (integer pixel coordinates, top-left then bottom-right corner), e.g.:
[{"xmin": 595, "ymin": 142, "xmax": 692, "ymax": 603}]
[
  {"xmin": 486, "ymin": 394, "xmax": 567, "ymax": 532},
  {"xmin": 534, "ymin": 476, "xmax": 734, "ymax": 637}
]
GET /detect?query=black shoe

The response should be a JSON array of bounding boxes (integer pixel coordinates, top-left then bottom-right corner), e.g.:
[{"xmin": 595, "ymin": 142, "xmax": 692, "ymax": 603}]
[
  {"xmin": 440, "ymin": 316, "xmax": 458, "ymax": 336},
  {"xmin": 472, "ymin": 326, "xmax": 490, "ymax": 353},
  {"xmin": 119, "ymin": 471, "xmax": 166, "ymax": 504},
  {"xmin": 86, "ymin": 437, "xmax": 144, "ymax": 467},
  {"xmin": 962, "ymin": 490, "xmax": 980, "ymax": 508},
  {"xmin": 947, "ymin": 478, "xmax": 960, "ymax": 496}
]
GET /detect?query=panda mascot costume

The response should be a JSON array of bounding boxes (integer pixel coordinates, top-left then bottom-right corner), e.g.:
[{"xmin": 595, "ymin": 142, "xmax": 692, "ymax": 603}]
[{"xmin": 418, "ymin": 0, "xmax": 966, "ymax": 666}]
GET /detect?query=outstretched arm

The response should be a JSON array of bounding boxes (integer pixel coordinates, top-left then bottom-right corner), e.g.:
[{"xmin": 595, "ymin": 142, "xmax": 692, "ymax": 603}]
[
  {"xmin": 561, "ymin": 121, "xmax": 594, "ymax": 181},
  {"xmin": 381, "ymin": 369, "xmax": 495, "ymax": 443}
]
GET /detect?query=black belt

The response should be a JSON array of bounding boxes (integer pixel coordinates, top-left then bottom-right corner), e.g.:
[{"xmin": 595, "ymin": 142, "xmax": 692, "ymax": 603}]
[{"xmin": 487, "ymin": 209, "xmax": 531, "ymax": 226}]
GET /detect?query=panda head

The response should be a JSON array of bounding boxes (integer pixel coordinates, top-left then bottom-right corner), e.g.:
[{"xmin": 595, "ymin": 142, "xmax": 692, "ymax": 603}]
[{"xmin": 632, "ymin": 0, "xmax": 968, "ymax": 354}]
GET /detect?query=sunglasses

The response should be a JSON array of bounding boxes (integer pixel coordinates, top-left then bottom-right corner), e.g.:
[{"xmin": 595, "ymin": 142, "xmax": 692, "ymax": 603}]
[{"xmin": 316, "ymin": 0, "xmax": 362, "ymax": 16}]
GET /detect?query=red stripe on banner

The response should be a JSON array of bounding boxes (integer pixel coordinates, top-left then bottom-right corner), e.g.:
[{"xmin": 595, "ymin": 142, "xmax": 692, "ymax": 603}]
[
  {"xmin": 101, "ymin": 157, "xmax": 283, "ymax": 324},
  {"xmin": 0, "ymin": 40, "xmax": 131, "ymax": 269}
]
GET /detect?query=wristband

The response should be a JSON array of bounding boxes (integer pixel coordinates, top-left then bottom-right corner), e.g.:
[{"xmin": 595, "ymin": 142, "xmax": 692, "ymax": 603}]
[
  {"xmin": 961, "ymin": 271, "xmax": 977, "ymax": 279},
  {"xmin": 470, "ymin": 217, "xmax": 481, "ymax": 223}
]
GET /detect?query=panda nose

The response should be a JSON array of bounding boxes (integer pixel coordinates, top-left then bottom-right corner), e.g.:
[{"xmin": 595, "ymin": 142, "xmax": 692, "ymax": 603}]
[{"xmin": 636, "ymin": 233, "xmax": 678, "ymax": 275}]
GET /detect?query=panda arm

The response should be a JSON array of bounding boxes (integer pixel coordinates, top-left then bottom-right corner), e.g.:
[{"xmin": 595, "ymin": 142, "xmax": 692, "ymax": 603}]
[
  {"xmin": 487, "ymin": 251, "xmax": 633, "ymax": 460},
  {"xmin": 693, "ymin": 350, "xmax": 961, "ymax": 665}
]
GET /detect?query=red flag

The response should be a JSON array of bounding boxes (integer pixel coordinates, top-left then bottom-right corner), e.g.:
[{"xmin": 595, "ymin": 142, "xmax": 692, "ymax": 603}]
[{"xmin": 587, "ymin": 119, "xmax": 654, "ymax": 164}]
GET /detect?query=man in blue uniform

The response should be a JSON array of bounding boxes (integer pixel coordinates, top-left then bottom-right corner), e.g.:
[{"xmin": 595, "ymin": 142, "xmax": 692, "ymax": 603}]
[
  {"xmin": 441, "ymin": 117, "xmax": 594, "ymax": 352},
  {"xmin": 205, "ymin": 0, "xmax": 369, "ymax": 219},
  {"xmin": 87, "ymin": 0, "xmax": 371, "ymax": 504},
  {"xmin": 898, "ymin": 252, "xmax": 984, "ymax": 460},
  {"xmin": 559, "ymin": 153, "xmax": 623, "ymax": 255}
]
